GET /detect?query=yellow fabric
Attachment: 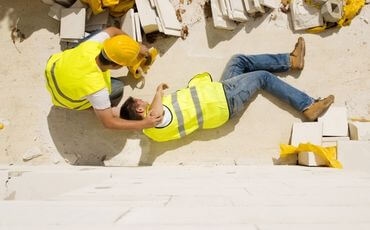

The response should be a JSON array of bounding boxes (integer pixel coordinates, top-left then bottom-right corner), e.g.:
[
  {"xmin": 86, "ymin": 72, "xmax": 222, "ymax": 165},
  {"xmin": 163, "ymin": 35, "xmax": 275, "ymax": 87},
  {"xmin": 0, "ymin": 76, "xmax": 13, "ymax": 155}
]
[
  {"xmin": 45, "ymin": 41, "xmax": 111, "ymax": 110},
  {"xmin": 108, "ymin": 0, "xmax": 135, "ymax": 17},
  {"xmin": 144, "ymin": 73, "xmax": 229, "ymax": 142},
  {"xmin": 337, "ymin": 0, "xmax": 365, "ymax": 26},
  {"xmin": 103, "ymin": 35, "xmax": 140, "ymax": 66},
  {"xmin": 279, "ymin": 143, "xmax": 342, "ymax": 169},
  {"xmin": 80, "ymin": 0, "xmax": 104, "ymax": 15},
  {"xmin": 80, "ymin": 0, "xmax": 134, "ymax": 17},
  {"xmin": 306, "ymin": 0, "xmax": 365, "ymax": 33},
  {"xmin": 102, "ymin": 0, "xmax": 119, "ymax": 7}
]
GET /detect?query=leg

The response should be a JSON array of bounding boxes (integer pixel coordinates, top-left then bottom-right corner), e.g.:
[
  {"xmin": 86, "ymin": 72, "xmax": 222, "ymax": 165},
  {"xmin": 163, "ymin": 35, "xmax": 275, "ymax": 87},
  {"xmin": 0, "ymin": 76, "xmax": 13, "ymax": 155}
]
[
  {"xmin": 221, "ymin": 37, "xmax": 306, "ymax": 81},
  {"xmin": 222, "ymin": 70, "xmax": 314, "ymax": 117},
  {"xmin": 109, "ymin": 77, "xmax": 124, "ymax": 106},
  {"xmin": 221, "ymin": 54, "xmax": 290, "ymax": 81}
]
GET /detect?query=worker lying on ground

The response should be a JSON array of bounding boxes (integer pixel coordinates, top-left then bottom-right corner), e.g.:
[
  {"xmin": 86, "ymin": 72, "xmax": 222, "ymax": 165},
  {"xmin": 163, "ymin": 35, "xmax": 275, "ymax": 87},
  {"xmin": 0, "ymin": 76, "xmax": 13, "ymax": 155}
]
[
  {"xmin": 119, "ymin": 37, "xmax": 335, "ymax": 142},
  {"xmin": 45, "ymin": 27, "xmax": 162, "ymax": 130}
]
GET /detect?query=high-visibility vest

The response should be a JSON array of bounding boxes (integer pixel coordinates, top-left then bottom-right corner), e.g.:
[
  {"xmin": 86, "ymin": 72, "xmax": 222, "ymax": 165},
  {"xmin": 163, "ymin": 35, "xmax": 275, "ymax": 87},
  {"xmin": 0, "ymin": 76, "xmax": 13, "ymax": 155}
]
[
  {"xmin": 144, "ymin": 72, "xmax": 229, "ymax": 142},
  {"xmin": 45, "ymin": 41, "xmax": 111, "ymax": 110}
]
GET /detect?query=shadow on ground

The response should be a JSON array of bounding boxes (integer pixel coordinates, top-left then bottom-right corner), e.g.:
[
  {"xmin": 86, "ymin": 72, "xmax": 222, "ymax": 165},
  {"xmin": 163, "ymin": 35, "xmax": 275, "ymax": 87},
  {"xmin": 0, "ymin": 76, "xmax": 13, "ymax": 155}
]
[
  {"xmin": 0, "ymin": 0, "xmax": 58, "ymax": 40},
  {"xmin": 47, "ymin": 106, "xmax": 128, "ymax": 166}
]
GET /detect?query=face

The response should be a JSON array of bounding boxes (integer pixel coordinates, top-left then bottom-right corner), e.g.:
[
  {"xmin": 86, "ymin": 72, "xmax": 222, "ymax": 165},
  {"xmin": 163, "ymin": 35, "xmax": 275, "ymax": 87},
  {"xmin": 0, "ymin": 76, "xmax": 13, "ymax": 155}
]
[
  {"xmin": 109, "ymin": 63, "xmax": 122, "ymax": 70},
  {"xmin": 133, "ymin": 98, "xmax": 149, "ymax": 115}
]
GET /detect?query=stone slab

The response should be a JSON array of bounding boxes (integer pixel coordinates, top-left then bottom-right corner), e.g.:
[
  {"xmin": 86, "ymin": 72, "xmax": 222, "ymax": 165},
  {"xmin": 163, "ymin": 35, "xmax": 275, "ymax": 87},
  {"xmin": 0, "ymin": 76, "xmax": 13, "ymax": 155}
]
[
  {"xmin": 337, "ymin": 140, "xmax": 370, "ymax": 171},
  {"xmin": 60, "ymin": 7, "xmax": 86, "ymax": 39},
  {"xmin": 318, "ymin": 106, "xmax": 348, "ymax": 137}
]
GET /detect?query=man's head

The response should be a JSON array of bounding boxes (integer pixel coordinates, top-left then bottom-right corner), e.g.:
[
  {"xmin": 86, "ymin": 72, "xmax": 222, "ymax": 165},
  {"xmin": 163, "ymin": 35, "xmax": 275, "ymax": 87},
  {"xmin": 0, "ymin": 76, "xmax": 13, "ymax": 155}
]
[
  {"xmin": 101, "ymin": 35, "xmax": 140, "ymax": 68},
  {"xmin": 120, "ymin": 96, "xmax": 149, "ymax": 120}
]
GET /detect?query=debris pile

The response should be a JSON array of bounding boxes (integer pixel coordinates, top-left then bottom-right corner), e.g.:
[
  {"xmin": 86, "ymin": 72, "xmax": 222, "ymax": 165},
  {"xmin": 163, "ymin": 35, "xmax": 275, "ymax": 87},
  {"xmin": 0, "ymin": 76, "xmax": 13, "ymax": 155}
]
[
  {"xmin": 42, "ymin": 0, "xmax": 189, "ymax": 49},
  {"xmin": 209, "ymin": 0, "xmax": 366, "ymax": 33},
  {"xmin": 210, "ymin": 0, "xmax": 280, "ymax": 30},
  {"xmin": 281, "ymin": 105, "xmax": 370, "ymax": 169}
]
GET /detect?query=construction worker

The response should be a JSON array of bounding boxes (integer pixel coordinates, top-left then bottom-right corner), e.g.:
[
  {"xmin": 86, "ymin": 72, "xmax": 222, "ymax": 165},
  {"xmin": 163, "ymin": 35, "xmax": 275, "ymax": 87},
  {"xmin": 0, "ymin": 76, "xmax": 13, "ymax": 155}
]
[
  {"xmin": 45, "ymin": 27, "xmax": 162, "ymax": 130},
  {"xmin": 119, "ymin": 37, "xmax": 335, "ymax": 142}
]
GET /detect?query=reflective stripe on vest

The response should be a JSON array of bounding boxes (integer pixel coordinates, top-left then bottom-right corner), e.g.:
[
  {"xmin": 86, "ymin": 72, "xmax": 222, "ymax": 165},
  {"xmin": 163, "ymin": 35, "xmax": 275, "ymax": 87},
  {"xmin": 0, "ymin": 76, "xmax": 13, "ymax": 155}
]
[
  {"xmin": 171, "ymin": 86, "xmax": 203, "ymax": 138},
  {"xmin": 46, "ymin": 61, "xmax": 90, "ymax": 110}
]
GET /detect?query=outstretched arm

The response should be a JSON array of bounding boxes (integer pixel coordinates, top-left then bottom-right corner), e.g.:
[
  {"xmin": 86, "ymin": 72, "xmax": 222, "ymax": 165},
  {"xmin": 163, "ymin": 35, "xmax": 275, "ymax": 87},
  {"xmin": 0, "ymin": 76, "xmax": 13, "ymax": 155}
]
[
  {"xmin": 103, "ymin": 27, "xmax": 126, "ymax": 37},
  {"xmin": 149, "ymin": 83, "xmax": 168, "ymax": 118},
  {"xmin": 95, "ymin": 107, "xmax": 162, "ymax": 130}
]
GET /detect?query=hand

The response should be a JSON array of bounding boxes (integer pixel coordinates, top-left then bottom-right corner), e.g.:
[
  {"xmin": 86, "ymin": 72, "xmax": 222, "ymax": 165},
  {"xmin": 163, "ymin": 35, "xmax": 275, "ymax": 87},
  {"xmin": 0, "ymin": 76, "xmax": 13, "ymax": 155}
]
[
  {"xmin": 139, "ymin": 44, "xmax": 149, "ymax": 58},
  {"xmin": 156, "ymin": 83, "xmax": 169, "ymax": 92},
  {"xmin": 142, "ymin": 112, "xmax": 163, "ymax": 128}
]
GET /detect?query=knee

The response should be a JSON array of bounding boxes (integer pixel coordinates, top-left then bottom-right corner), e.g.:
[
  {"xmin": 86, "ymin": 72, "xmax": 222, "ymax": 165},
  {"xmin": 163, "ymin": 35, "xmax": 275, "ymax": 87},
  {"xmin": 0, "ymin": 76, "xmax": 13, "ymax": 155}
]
[
  {"xmin": 229, "ymin": 54, "xmax": 245, "ymax": 63},
  {"xmin": 252, "ymin": 70, "xmax": 274, "ymax": 87}
]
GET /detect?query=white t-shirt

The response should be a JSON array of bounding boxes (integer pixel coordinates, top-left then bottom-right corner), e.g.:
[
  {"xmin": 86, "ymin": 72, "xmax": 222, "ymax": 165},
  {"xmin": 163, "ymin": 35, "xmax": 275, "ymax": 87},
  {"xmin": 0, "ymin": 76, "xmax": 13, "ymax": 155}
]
[
  {"xmin": 85, "ymin": 31, "xmax": 112, "ymax": 110},
  {"xmin": 156, "ymin": 106, "xmax": 172, "ymax": 128}
]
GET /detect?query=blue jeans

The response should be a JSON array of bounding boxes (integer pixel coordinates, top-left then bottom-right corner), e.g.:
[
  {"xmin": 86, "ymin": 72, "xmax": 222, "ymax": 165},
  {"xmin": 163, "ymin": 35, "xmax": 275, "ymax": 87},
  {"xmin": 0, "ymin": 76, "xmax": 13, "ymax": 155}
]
[{"xmin": 221, "ymin": 54, "xmax": 314, "ymax": 117}]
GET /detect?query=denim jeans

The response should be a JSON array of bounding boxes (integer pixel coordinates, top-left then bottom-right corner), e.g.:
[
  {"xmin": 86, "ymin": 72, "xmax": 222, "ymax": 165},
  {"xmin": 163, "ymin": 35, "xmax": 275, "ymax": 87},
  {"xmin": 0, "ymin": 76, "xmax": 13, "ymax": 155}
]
[{"xmin": 221, "ymin": 53, "xmax": 314, "ymax": 118}]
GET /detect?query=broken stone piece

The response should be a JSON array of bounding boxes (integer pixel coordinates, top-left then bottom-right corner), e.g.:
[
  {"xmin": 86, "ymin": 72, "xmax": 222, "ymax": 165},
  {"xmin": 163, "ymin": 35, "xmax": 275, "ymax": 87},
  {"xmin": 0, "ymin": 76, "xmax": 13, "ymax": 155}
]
[{"xmin": 23, "ymin": 147, "xmax": 43, "ymax": 161}]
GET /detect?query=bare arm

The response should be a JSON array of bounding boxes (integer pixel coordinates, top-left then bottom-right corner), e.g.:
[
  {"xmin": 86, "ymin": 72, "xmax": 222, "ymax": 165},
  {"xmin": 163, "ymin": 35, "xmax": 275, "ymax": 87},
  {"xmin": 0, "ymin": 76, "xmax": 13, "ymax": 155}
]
[
  {"xmin": 94, "ymin": 107, "xmax": 162, "ymax": 130},
  {"xmin": 103, "ymin": 27, "xmax": 126, "ymax": 37},
  {"xmin": 149, "ymin": 83, "xmax": 168, "ymax": 118}
]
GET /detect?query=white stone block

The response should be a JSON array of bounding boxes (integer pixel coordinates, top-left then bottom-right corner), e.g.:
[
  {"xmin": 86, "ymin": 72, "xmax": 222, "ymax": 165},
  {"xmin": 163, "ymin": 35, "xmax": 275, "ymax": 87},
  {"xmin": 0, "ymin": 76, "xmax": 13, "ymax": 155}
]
[
  {"xmin": 349, "ymin": 121, "xmax": 370, "ymax": 141},
  {"xmin": 253, "ymin": 0, "xmax": 265, "ymax": 13},
  {"xmin": 121, "ymin": 9, "xmax": 136, "ymax": 41},
  {"xmin": 337, "ymin": 140, "xmax": 370, "ymax": 171},
  {"xmin": 243, "ymin": 0, "xmax": 257, "ymax": 14},
  {"xmin": 134, "ymin": 13, "xmax": 142, "ymax": 42},
  {"xmin": 218, "ymin": 0, "xmax": 228, "ymax": 16},
  {"xmin": 291, "ymin": 122, "xmax": 323, "ymax": 146},
  {"xmin": 318, "ymin": 106, "xmax": 348, "ymax": 137},
  {"xmin": 260, "ymin": 0, "xmax": 280, "ymax": 9},
  {"xmin": 136, "ymin": 0, "xmax": 159, "ymax": 34},
  {"xmin": 154, "ymin": 0, "xmax": 181, "ymax": 30},
  {"xmin": 291, "ymin": 122, "xmax": 327, "ymax": 166},
  {"xmin": 224, "ymin": 0, "xmax": 234, "ymax": 19},
  {"xmin": 290, "ymin": 0, "xmax": 324, "ymax": 31},
  {"xmin": 321, "ymin": 0, "xmax": 343, "ymax": 23},
  {"xmin": 60, "ymin": 8, "xmax": 86, "ymax": 39},
  {"xmin": 155, "ymin": 16, "xmax": 164, "ymax": 33},
  {"xmin": 322, "ymin": 136, "xmax": 350, "ymax": 147},
  {"xmin": 229, "ymin": 0, "xmax": 249, "ymax": 22},
  {"xmin": 211, "ymin": 0, "xmax": 237, "ymax": 30}
]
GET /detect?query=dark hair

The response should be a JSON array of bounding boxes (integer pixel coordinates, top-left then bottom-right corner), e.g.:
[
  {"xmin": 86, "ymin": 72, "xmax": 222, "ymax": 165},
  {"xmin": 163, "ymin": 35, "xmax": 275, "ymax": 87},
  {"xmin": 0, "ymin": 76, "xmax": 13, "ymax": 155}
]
[
  {"xmin": 98, "ymin": 51, "xmax": 120, "ymax": 67},
  {"xmin": 120, "ymin": 97, "xmax": 143, "ymax": 120}
]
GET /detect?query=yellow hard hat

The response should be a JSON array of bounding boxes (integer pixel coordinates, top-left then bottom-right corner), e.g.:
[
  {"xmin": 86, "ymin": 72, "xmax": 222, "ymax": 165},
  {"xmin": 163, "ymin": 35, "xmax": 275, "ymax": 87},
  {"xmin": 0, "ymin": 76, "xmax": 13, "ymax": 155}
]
[{"xmin": 103, "ymin": 35, "xmax": 140, "ymax": 66}]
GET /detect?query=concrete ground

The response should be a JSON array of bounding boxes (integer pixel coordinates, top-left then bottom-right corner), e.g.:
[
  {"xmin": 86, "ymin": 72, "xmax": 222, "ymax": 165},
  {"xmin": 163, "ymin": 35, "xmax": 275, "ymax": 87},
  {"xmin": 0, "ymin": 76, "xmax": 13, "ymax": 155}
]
[
  {"xmin": 0, "ymin": 0, "xmax": 369, "ymax": 167},
  {"xmin": 1, "ymin": 165, "xmax": 370, "ymax": 229}
]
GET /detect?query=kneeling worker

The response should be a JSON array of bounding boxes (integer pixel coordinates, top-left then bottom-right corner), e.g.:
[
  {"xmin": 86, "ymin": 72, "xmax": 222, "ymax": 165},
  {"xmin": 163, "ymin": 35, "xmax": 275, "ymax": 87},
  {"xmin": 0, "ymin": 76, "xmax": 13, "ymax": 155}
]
[
  {"xmin": 119, "ymin": 37, "xmax": 335, "ymax": 141},
  {"xmin": 45, "ymin": 27, "xmax": 162, "ymax": 130}
]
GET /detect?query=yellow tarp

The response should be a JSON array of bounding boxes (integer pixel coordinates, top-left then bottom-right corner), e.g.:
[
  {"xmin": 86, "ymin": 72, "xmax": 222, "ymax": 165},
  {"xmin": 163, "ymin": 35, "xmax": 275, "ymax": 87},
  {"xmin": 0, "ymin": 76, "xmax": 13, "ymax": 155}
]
[
  {"xmin": 280, "ymin": 143, "xmax": 343, "ymax": 169},
  {"xmin": 80, "ymin": 0, "xmax": 134, "ymax": 16}
]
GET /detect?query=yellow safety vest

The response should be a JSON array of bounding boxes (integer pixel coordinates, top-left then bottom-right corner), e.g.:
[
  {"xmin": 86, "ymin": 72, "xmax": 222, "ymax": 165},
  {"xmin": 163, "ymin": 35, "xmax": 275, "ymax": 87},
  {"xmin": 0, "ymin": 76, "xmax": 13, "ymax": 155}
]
[
  {"xmin": 144, "ymin": 72, "xmax": 229, "ymax": 142},
  {"xmin": 45, "ymin": 41, "xmax": 111, "ymax": 110}
]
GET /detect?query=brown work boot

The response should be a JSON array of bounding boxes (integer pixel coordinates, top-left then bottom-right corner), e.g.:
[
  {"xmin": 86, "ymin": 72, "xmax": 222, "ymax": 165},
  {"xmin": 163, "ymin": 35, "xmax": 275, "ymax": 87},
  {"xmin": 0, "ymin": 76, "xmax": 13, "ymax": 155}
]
[
  {"xmin": 290, "ymin": 37, "xmax": 305, "ymax": 70},
  {"xmin": 303, "ymin": 95, "xmax": 335, "ymax": 121}
]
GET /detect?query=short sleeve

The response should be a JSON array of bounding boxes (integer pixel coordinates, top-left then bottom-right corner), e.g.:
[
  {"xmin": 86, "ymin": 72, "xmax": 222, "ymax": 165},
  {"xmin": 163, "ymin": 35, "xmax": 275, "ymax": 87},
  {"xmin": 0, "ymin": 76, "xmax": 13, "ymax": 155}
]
[{"xmin": 86, "ymin": 88, "xmax": 111, "ymax": 110}]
